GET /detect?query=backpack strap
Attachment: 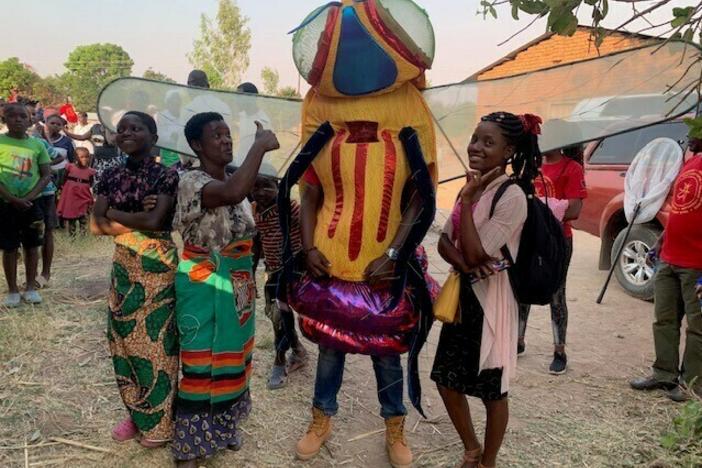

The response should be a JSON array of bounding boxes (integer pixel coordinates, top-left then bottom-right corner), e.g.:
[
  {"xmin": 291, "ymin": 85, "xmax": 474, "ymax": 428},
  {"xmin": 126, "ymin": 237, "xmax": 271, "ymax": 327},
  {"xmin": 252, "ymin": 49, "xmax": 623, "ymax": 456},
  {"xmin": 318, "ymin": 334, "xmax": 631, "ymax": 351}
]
[
  {"xmin": 488, "ymin": 179, "xmax": 517, "ymax": 266},
  {"xmin": 489, "ymin": 179, "xmax": 516, "ymax": 218}
]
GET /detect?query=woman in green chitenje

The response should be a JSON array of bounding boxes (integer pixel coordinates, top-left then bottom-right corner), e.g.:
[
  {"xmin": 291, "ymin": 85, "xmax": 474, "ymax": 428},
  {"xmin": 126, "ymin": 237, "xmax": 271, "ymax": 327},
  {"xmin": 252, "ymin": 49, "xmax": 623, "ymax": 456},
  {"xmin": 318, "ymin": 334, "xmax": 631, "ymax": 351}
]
[{"xmin": 90, "ymin": 111, "xmax": 180, "ymax": 448}]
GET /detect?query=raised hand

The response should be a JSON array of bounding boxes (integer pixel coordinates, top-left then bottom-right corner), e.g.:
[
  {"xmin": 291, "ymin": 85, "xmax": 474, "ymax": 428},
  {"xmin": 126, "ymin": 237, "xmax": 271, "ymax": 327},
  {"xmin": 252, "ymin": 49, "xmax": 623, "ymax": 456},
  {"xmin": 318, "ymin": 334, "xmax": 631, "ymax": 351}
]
[
  {"xmin": 254, "ymin": 121, "xmax": 280, "ymax": 152},
  {"xmin": 460, "ymin": 167, "xmax": 502, "ymax": 204}
]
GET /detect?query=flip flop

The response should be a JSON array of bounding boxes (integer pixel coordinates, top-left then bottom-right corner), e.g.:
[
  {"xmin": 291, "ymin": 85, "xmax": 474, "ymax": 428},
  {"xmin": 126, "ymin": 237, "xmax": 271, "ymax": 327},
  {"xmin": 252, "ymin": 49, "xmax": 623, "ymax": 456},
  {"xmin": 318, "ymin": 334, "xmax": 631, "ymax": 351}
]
[{"xmin": 139, "ymin": 438, "xmax": 168, "ymax": 448}]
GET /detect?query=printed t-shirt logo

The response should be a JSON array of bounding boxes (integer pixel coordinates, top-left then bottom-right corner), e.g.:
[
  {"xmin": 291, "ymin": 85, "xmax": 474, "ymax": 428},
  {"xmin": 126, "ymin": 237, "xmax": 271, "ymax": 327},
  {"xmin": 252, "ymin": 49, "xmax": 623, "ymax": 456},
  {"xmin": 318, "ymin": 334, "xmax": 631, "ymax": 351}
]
[{"xmin": 671, "ymin": 170, "xmax": 702, "ymax": 214}]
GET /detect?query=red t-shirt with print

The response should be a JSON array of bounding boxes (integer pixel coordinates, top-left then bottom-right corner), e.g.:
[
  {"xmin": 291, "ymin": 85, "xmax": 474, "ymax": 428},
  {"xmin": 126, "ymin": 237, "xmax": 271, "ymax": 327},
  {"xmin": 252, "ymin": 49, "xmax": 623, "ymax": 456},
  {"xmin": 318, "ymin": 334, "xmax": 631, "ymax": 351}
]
[
  {"xmin": 661, "ymin": 155, "xmax": 702, "ymax": 269},
  {"xmin": 534, "ymin": 157, "xmax": 587, "ymax": 237}
]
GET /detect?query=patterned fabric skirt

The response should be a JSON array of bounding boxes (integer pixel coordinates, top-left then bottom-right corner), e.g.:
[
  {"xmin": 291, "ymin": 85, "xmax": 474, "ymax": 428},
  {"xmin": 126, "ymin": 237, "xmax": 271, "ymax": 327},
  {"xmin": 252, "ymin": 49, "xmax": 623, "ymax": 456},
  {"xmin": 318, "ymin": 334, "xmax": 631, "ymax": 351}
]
[
  {"xmin": 108, "ymin": 231, "xmax": 179, "ymax": 441},
  {"xmin": 173, "ymin": 239, "xmax": 256, "ymax": 461},
  {"xmin": 430, "ymin": 279, "xmax": 507, "ymax": 401},
  {"xmin": 172, "ymin": 392, "xmax": 252, "ymax": 460}
]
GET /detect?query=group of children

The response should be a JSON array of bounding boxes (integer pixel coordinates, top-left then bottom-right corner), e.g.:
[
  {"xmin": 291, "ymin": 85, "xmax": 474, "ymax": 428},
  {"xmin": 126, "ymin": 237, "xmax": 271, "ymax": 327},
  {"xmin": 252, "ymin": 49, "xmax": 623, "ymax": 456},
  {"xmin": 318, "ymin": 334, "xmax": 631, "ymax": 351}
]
[{"xmin": 0, "ymin": 101, "xmax": 96, "ymax": 307}]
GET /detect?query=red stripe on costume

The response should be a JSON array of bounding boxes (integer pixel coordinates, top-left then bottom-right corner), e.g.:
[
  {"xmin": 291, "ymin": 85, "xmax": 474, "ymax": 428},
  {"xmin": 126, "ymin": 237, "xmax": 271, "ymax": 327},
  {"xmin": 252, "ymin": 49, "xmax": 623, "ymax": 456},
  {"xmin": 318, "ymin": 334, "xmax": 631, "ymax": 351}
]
[
  {"xmin": 309, "ymin": 6, "xmax": 341, "ymax": 87},
  {"xmin": 364, "ymin": 0, "xmax": 428, "ymax": 69},
  {"xmin": 377, "ymin": 131, "xmax": 396, "ymax": 243},
  {"xmin": 349, "ymin": 144, "xmax": 368, "ymax": 261},
  {"xmin": 327, "ymin": 130, "xmax": 348, "ymax": 239}
]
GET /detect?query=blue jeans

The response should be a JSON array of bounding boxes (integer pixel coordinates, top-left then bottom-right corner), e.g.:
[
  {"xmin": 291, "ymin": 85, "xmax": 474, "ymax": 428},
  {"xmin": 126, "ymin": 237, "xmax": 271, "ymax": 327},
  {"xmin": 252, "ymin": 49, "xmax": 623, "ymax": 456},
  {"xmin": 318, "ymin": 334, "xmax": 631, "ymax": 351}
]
[{"xmin": 313, "ymin": 346, "xmax": 407, "ymax": 419}]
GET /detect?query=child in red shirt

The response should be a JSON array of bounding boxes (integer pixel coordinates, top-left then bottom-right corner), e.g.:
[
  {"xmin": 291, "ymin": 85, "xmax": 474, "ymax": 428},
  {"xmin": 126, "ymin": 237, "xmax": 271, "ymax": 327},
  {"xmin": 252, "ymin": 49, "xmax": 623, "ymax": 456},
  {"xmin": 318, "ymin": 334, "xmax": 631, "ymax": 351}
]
[
  {"xmin": 518, "ymin": 146, "xmax": 587, "ymax": 375},
  {"xmin": 57, "ymin": 148, "xmax": 95, "ymax": 236},
  {"xmin": 630, "ymin": 136, "xmax": 702, "ymax": 401}
]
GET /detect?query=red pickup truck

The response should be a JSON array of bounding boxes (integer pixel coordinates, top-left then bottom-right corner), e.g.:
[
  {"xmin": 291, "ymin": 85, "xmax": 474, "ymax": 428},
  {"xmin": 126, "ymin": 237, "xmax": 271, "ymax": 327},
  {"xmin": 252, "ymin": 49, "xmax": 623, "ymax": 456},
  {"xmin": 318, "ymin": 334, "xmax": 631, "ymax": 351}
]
[{"xmin": 572, "ymin": 120, "xmax": 690, "ymax": 300}]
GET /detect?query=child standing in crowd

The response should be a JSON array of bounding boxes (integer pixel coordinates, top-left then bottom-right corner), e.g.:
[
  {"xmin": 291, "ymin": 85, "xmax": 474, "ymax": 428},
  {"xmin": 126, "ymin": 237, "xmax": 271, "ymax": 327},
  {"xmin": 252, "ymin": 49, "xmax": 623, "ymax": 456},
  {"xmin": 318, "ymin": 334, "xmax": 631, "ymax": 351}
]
[
  {"xmin": 43, "ymin": 113, "xmax": 76, "ymax": 166},
  {"xmin": 433, "ymin": 112, "xmax": 541, "ymax": 468},
  {"xmin": 24, "ymin": 101, "xmax": 63, "ymax": 288},
  {"xmin": 252, "ymin": 173, "xmax": 308, "ymax": 390},
  {"xmin": 58, "ymin": 147, "xmax": 95, "ymax": 236},
  {"xmin": 630, "ymin": 134, "xmax": 702, "ymax": 402},
  {"xmin": 72, "ymin": 112, "xmax": 95, "ymax": 154},
  {"xmin": 91, "ymin": 111, "xmax": 180, "ymax": 447},
  {"xmin": 38, "ymin": 113, "xmax": 75, "ymax": 287},
  {"xmin": 0, "ymin": 103, "xmax": 51, "ymax": 307},
  {"xmin": 518, "ymin": 145, "xmax": 587, "ymax": 374}
]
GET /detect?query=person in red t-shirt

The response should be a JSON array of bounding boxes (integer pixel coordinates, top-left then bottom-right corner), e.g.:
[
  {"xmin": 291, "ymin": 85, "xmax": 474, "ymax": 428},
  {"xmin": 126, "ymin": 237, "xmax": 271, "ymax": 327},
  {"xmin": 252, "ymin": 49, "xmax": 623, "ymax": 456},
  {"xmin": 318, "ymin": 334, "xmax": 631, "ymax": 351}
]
[
  {"xmin": 630, "ymin": 136, "xmax": 702, "ymax": 402},
  {"xmin": 59, "ymin": 98, "xmax": 78, "ymax": 124},
  {"xmin": 518, "ymin": 146, "xmax": 587, "ymax": 375}
]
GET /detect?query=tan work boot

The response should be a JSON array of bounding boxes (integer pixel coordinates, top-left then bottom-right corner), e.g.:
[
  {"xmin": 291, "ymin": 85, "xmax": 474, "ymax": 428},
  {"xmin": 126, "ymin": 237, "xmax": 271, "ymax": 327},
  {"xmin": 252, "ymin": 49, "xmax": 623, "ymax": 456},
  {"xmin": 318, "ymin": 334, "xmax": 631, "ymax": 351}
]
[
  {"xmin": 385, "ymin": 415, "xmax": 413, "ymax": 468},
  {"xmin": 296, "ymin": 407, "xmax": 332, "ymax": 460}
]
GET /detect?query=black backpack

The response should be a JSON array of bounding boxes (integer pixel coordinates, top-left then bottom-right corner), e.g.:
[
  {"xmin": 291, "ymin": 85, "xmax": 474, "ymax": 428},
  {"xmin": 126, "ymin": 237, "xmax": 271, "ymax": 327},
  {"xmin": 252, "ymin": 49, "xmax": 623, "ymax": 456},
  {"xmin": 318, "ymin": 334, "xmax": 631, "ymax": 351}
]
[{"xmin": 490, "ymin": 179, "xmax": 568, "ymax": 305}]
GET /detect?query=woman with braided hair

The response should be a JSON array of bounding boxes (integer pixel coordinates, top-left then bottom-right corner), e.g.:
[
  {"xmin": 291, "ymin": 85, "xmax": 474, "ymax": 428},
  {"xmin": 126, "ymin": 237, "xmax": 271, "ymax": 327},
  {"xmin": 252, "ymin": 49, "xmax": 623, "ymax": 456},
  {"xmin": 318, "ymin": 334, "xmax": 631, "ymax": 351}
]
[{"xmin": 432, "ymin": 112, "xmax": 542, "ymax": 468}]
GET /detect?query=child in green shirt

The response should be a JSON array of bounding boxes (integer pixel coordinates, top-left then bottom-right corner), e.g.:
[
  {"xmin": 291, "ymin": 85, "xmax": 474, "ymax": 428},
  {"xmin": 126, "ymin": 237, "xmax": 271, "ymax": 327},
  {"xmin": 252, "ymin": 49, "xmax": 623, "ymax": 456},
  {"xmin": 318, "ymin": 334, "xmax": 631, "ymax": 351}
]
[{"xmin": 0, "ymin": 103, "xmax": 51, "ymax": 307}]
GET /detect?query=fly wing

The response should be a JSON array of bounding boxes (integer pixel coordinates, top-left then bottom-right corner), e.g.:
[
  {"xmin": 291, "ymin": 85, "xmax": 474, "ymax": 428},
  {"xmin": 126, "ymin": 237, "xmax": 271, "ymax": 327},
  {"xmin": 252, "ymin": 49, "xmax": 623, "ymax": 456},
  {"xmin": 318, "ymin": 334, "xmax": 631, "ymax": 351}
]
[{"xmin": 424, "ymin": 41, "xmax": 701, "ymax": 184}]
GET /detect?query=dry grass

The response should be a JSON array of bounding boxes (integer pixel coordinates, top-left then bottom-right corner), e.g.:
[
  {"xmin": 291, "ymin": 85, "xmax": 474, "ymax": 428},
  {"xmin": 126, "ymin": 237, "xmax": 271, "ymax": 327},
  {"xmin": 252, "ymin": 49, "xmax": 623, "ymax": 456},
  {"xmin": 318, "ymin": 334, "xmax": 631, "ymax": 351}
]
[{"xmin": 0, "ymin": 230, "xmax": 699, "ymax": 467}]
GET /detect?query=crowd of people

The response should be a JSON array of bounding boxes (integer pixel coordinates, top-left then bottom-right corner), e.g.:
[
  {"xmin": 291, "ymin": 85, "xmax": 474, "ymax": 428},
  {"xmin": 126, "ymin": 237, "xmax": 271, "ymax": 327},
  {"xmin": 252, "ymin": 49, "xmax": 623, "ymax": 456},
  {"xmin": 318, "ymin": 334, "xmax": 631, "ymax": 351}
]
[{"xmin": 0, "ymin": 67, "xmax": 701, "ymax": 468}]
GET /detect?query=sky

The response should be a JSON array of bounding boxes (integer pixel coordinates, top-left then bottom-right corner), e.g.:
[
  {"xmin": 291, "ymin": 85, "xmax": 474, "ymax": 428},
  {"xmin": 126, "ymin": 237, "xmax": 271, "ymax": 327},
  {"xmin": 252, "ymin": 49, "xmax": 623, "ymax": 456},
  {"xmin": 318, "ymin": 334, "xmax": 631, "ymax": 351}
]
[{"xmin": 0, "ymin": 0, "xmax": 690, "ymax": 90}]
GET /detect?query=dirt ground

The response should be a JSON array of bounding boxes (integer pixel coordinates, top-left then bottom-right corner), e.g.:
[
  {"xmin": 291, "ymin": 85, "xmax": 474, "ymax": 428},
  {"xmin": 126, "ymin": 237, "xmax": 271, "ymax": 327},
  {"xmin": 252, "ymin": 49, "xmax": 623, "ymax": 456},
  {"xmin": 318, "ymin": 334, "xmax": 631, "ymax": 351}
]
[{"xmin": 0, "ymin": 229, "xmax": 695, "ymax": 467}]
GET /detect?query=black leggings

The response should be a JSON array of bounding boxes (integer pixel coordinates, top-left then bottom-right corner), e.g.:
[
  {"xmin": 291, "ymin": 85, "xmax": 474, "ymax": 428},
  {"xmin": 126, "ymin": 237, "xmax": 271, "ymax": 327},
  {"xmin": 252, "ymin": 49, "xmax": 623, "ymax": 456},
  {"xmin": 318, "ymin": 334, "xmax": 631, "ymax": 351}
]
[{"xmin": 518, "ymin": 237, "xmax": 573, "ymax": 346}]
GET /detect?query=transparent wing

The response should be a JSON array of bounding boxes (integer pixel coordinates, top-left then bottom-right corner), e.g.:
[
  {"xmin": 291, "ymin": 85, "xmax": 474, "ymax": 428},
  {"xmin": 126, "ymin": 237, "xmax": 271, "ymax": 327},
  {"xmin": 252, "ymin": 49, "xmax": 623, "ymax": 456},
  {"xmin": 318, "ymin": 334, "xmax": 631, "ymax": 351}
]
[
  {"xmin": 424, "ymin": 41, "xmax": 700, "ymax": 183},
  {"xmin": 98, "ymin": 41, "xmax": 700, "ymax": 181},
  {"xmin": 625, "ymin": 137, "xmax": 684, "ymax": 223}
]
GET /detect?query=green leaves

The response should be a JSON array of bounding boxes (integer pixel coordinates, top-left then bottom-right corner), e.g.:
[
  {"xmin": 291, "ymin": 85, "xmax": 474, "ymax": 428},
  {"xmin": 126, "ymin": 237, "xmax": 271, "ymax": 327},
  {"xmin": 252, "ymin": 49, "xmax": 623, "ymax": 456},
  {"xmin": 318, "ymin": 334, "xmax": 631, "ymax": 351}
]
[
  {"xmin": 188, "ymin": 0, "xmax": 251, "ymax": 89},
  {"xmin": 0, "ymin": 57, "xmax": 40, "ymax": 99},
  {"xmin": 549, "ymin": 9, "xmax": 579, "ymax": 36},
  {"xmin": 661, "ymin": 399, "xmax": 702, "ymax": 455},
  {"xmin": 142, "ymin": 69, "xmax": 175, "ymax": 83},
  {"xmin": 672, "ymin": 7, "xmax": 695, "ymax": 28},
  {"xmin": 505, "ymin": 0, "xmax": 548, "ymax": 19},
  {"xmin": 481, "ymin": 1, "xmax": 498, "ymax": 19},
  {"xmin": 684, "ymin": 117, "xmax": 702, "ymax": 140},
  {"xmin": 63, "ymin": 43, "xmax": 133, "ymax": 111},
  {"xmin": 545, "ymin": 0, "xmax": 581, "ymax": 37}
]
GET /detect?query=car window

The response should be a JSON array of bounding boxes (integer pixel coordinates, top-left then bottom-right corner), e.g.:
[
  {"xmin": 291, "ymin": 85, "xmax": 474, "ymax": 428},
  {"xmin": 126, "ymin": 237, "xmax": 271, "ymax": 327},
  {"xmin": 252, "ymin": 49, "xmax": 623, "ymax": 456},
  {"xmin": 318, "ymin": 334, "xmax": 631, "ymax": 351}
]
[{"xmin": 589, "ymin": 122, "xmax": 688, "ymax": 165}]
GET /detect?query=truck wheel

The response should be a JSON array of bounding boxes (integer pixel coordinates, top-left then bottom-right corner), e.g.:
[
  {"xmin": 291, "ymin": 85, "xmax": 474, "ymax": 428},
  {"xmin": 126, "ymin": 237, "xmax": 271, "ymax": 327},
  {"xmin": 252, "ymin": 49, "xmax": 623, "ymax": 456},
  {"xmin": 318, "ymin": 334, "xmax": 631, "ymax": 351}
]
[{"xmin": 611, "ymin": 224, "xmax": 661, "ymax": 301}]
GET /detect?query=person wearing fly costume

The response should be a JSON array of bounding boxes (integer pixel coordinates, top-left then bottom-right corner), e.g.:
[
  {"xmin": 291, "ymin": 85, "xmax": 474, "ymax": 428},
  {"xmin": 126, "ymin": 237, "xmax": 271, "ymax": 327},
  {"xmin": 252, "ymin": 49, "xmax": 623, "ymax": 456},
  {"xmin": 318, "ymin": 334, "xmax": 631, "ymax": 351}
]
[{"xmin": 277, "ymin": 1, "xmax": 439, "ymax": 466}]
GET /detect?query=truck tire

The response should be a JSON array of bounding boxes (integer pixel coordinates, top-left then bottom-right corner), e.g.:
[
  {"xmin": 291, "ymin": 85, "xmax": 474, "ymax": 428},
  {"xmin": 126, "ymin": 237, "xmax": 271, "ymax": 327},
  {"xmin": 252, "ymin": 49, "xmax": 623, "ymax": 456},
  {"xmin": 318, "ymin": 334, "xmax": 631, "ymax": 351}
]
[{"xmin": 611, "ymin": 224, "xmax": 662, "ymax": 301}]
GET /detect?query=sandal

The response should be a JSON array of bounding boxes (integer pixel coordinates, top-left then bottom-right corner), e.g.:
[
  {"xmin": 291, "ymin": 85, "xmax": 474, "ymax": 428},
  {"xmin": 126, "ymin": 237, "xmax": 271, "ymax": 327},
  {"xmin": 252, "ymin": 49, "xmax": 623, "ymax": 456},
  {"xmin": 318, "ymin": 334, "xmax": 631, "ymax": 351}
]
[
  {"xmin": 139, "ymin": 438, "xmax": 168, "ymax": 448},
  {"xmin": 460, "ymin": 447, "xmax": 482, "ymax": 468}
]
